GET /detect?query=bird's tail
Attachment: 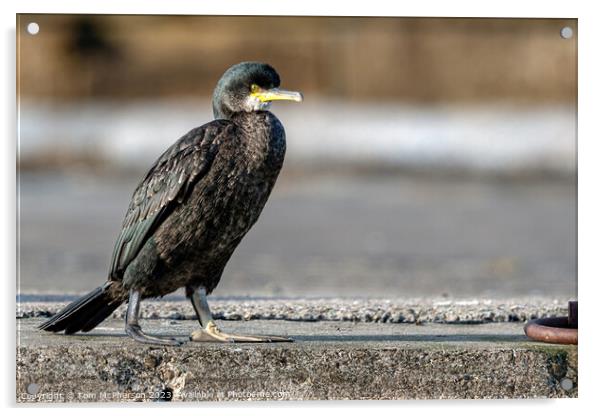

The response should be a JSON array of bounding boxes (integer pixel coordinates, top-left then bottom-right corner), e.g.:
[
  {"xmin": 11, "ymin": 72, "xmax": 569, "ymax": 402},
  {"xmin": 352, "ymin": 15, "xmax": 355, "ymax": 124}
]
[{"xmin": 38, "ymin": 282, "xmax": 125, "ymax": 334}]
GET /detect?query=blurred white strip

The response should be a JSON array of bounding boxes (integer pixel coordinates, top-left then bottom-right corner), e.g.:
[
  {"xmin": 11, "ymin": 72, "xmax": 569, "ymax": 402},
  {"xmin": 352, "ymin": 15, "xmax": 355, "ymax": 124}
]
[{"xmin": 19, "ymin": 99, "xmax": 576, "ymax": 174}]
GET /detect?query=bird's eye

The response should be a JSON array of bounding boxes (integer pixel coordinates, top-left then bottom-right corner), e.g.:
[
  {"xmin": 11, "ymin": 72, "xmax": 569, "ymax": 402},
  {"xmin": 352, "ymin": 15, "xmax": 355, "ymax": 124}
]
[{"xmin": 250, "ymin": 84, "xmax": 260, "ymax": 93}]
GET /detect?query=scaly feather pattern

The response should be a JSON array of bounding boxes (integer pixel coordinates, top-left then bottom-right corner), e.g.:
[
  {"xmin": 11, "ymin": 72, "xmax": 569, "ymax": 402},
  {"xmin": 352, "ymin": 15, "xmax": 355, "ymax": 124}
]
[{"xmin": 108, "ymin": 120, "xmax": 232, "ymax": 280}]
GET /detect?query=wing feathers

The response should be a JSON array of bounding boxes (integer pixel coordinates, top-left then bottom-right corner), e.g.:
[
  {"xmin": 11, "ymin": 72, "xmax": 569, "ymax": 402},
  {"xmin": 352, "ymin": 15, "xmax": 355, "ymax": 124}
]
[{"xmin": 108, "ymin": 121, "xmax": 231, "ymax": 279}]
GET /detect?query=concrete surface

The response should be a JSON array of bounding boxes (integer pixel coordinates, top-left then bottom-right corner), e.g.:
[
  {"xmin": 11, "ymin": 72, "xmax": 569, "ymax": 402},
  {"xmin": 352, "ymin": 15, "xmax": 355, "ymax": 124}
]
[
  {"xmin": 18, "ymin": 297, "xmax": 570, "ymax": 324},
  {"xmin": 17, "ymin": 312, "xmax": 577, "ymax": 402}
]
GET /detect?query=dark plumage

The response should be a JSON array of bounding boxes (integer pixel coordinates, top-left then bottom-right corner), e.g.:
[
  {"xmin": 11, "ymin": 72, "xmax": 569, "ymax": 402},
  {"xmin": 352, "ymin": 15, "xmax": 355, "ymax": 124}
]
[{"xmin": 40, "ymin": 62, "xmax": 302, "ymax": 345}]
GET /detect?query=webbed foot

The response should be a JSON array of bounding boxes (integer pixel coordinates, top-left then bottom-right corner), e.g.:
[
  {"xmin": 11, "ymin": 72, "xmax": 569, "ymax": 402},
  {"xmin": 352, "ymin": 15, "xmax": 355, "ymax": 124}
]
[
  {"xmin": 190, "ymin": 322, "xmax": 292, "ymax": 343},
  {"xmin": 126, "ymin": 324, "xmax": 184, "ymax": 346}
]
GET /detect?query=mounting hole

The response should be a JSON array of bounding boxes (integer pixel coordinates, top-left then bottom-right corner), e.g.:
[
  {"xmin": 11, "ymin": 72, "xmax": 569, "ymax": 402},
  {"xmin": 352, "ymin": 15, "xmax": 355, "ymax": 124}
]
[
  {"xmin": 27, "ymin": 22, "xmax": 40, "ymax": 35},
  {"xmin": 26, "ymin": 383, "xmax": 40, "ymax": 395},
  {"xmin": 560, "ymin": 378, "xmax": 574, "ymax": 391},
  {"xmin": 560, "ymin": 26, "xmax": 573, "ymax": 39}
]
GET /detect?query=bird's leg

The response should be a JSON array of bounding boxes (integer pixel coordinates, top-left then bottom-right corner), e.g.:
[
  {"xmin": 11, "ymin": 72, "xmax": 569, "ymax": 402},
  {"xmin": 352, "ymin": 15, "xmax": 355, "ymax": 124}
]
[
  {"xmin": 189, "ymin": 287, "xmax": 293, "ymax": 343},
  {"xmin": 125, "ymin": 289, "xmax": 183, "ymax": 346}
]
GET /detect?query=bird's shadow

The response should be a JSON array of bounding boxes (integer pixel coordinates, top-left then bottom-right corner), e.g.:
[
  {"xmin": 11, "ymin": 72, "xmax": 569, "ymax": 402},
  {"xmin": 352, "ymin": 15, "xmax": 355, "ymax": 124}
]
[
  {"xmin": 60, "ymin": 332, "xmax": 530, "ymax": 344},
  {"xmin": 292, "ymin": 334, "xmax": 529, "ymax": 343}
]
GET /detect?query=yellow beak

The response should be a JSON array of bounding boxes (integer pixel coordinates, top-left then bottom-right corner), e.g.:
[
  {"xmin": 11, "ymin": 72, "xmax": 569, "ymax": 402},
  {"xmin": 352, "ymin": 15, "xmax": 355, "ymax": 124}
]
[{"xmin": 251, "ymin": 88, "xmax": 304, "ymax": 103}]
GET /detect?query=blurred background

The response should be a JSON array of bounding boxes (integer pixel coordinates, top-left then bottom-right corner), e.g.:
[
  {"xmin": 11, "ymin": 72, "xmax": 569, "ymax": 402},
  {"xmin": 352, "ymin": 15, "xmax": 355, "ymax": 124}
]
[{"xmin": 17, "ymin": 15, "xmax": 576, "ymax": 298}]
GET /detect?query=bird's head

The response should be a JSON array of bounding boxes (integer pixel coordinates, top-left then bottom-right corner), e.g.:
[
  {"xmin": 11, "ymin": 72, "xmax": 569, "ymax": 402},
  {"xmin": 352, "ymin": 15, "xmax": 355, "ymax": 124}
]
[{"xmin": 212, "ymin": 62, "xmax": 303, "ymax": 120}]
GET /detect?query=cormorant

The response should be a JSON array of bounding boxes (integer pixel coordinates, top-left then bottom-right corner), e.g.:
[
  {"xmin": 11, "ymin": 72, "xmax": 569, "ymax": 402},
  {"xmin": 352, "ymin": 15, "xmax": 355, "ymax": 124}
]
[{"xmin": 39, "ymin": 62, "xmax": 303, "ymax": 346}]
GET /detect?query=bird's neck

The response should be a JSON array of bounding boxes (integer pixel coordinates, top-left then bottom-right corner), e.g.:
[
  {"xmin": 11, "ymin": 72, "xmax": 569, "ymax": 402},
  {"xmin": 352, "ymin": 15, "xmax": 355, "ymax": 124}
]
[
  {"xmin": 229, "ymin": 111, "xmax": 277, "ymax": 131},
  {"xmin": 230, "ymin": 111, "xmax": 286, "ymax": 169}
]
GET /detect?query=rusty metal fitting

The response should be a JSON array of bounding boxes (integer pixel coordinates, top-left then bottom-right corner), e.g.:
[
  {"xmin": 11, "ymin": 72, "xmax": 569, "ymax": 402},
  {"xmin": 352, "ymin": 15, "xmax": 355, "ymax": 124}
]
[{"xmin": 524, "ymin": 301, "xmax": 577, "ymax": 345}]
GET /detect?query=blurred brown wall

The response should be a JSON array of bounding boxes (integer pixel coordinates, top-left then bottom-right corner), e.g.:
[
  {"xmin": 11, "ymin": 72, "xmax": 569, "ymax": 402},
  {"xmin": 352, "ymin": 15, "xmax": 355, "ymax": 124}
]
[{"xmin": 17, "ymin": 15, "xmax": 577, "ymax": 103}]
